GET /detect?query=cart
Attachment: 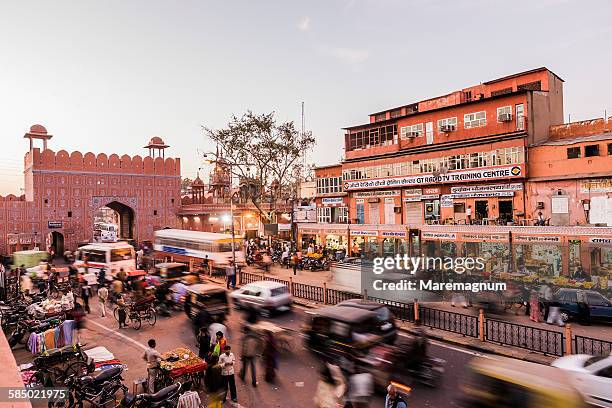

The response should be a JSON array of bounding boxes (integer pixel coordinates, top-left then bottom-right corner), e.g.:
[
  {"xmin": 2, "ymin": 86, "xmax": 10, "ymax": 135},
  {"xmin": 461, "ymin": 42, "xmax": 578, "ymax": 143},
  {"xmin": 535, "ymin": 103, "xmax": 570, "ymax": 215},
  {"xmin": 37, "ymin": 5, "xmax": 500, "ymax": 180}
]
[
  {"xmin": 157, "ymin": 347, "xmax": 206, "ymax": 389},
  {"xmin": 249, "ymin": 321, "xmax": 295, "ymax": 353}
]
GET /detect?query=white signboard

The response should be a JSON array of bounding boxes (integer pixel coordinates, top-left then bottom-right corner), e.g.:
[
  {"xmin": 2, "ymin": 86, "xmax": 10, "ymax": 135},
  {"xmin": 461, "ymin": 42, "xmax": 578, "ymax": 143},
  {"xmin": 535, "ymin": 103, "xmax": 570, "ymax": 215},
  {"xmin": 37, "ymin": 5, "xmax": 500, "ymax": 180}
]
[
  {"xmin": 551, "ymin": 196, "xmax": 569, "ymax": 214},
  {"xmin": 450, "ymin": 191, "xmax": 514, "ymax": 199},
  {"xmin": 344, "ymin": 165, "xmax": 523, "ymax": 191},
  {"xmin": 514, "ymin": 235, "xmax": 561, "ymax": 243},
  {"xmin": 581, "ymin": 179, "xmax": 612, "ymax": 193},
  {"xmin": 403, "ymin": 188, "xmax": 422, "ymax": 196},
  {"xmin": 353, "ymin": 190, "xmax": 400, "ymax": 198},
  {"xmin": 381, "ymin": 231, "xmax": 407, "ymax": 238},
  {"xmin": 402, "ymin": 194, "xmax": 440, "ymax": 202},
  {"xmin": 351, "ymin": 230, "xmax": 378, "ymax": 237},
  {"xmin": 451, "ymin": 183, "xmax": 523, "ymax": 194},
  {"xmin": 422, "ymin": 232, "xmax": 457, "ymax": 240},
  {"xmin": 321, "ymin": 197, "xmax": 344, "ymax": 205},
  {"xmin": 589, "ymin": 237, "xmax": 612, "ymax": 244},
  {"xmin": 441, "ymin": 195, "xmax": 454, "ymax": 208}
]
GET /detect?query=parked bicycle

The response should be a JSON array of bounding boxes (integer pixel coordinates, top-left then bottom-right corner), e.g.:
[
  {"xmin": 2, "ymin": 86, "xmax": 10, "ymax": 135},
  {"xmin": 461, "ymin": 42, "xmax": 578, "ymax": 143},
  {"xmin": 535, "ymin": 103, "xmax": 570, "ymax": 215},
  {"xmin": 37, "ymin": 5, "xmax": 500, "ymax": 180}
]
[{"xmin": 113, "ymin": 298, "xmax": 156, "ymax": 330}]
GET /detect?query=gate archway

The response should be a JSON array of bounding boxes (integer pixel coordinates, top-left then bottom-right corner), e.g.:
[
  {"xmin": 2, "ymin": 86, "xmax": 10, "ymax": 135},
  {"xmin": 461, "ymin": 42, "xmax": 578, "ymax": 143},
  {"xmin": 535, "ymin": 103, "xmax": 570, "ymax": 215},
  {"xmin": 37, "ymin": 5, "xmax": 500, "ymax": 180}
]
[{"xmin": 93, "ymin": 201, "xmax": 135, "ymax": 240}]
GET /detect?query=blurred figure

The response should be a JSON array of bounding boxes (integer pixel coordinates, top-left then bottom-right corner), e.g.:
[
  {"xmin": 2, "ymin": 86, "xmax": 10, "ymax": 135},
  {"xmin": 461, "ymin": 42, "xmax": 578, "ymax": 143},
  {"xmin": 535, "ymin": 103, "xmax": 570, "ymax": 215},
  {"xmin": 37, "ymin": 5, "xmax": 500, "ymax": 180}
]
[
  {"xmin": 80, "ymin": 283, "xmax": 91, "ymax": 314},
  {"xmin": 263, "ymin": 331, "xmax": 278, "ymax": 383},
  {"xmin": 97, "ymin": 284, "xmax": 109, "ymax": 317},
  {"xmin": 529, "ymin": 288, "xmax": 540, "ymax": 323},
  {"xmin": 197, "ymin": 326, "xmax": 211, "ymax": 360},
  {"xmin": 346, "ymin": 367, "xmax": 373, "ymax": 408},
  {"xmin": 314, "ymin": 363, "xmax": 345, "ymax": 408},
  {"xmin": 226, "ymin": 262, "xmax": 236, "ymax": 290},
  {"xmin": 239, "ymin": 326, "xmax": 259, "ymax": 387},
  {"xmin": 385, "ymin": 384, "xmax": 407, "ymax": 408},
  {"xmin": 204, "ymin": 355, "xmax": 223, "ymax": 408}
]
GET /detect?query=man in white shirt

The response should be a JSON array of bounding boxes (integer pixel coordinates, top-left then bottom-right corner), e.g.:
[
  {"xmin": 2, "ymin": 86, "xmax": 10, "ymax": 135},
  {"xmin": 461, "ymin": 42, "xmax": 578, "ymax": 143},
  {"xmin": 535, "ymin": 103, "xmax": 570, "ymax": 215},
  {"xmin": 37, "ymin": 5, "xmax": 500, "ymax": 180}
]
[
  {"xmin": 143, "ymin": 339, "xmax": 162, "ymax": 393},
  {"xmin": 219, "ymin": 345, "xmax": 237, "ymax": 403},
  {"xmin": 466, "ymin": 205, "xmax": 473, "ymax": 225}
]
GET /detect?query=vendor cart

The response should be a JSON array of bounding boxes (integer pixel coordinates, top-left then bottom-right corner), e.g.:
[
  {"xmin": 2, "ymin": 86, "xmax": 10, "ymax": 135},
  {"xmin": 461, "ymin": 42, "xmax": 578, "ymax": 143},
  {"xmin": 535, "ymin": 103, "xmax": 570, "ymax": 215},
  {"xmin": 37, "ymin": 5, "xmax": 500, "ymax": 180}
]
[{"xmin": 158, "ymin": 347, "xmax": 206, "ymax": 389}]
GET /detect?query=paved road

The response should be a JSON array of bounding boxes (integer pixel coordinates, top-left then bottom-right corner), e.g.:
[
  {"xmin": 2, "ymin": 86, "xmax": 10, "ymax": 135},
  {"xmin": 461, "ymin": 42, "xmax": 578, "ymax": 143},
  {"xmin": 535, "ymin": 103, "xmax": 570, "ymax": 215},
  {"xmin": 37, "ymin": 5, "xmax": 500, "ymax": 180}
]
[{"xmin": 14, "ymin": 299, "xmax": 485, "ymax": 407}]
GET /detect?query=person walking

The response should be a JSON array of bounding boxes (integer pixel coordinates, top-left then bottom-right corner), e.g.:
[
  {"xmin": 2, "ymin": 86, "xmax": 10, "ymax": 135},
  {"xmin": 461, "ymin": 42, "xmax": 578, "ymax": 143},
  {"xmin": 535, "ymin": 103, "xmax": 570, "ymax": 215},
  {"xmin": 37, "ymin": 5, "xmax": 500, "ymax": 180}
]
[
  {"xmin": 116, "ymin": 293, "xmax": 128, "ymax": 329},
  {"xmin": 225, "ymin": 262, "xmax": 236, "ymax": 290},
  {"xmin": 219, "ymin": 345, "xmax": 237, "ymax": 403},
  {"xmin": 143, "ymin": 339, "xmax": 162, "ymax": 394},
  {"xmin": 239, "ymin": 326, "xmax": 259, "ymax": 387},
  {"xmin": 197, "ymin": 326, "xmax": 211, "ymax": 361},
  {"xmin": 384, "ymin": 384, "xmax": 407, "ymax": 408},
  {"xmin": 314, "ymin": 364, "xmax": 346, "ymax": 408},
  {"xmin": 97, "ymin": 284, "xmax": 109, "ymax": 317},
  {"xmin": 262, "ymin": 331, "xmax": 278, "ymax": 383},
  {"xmin": 204, "ymin": 355, "xmax": 223, "ymax": 408},
  {"xmin": 292, "ymin": 252, "xmax": 298, "ymax": 276},
  {"xmin": 80, "ymin": 284, "xmax": 91, "ymax": 314}
]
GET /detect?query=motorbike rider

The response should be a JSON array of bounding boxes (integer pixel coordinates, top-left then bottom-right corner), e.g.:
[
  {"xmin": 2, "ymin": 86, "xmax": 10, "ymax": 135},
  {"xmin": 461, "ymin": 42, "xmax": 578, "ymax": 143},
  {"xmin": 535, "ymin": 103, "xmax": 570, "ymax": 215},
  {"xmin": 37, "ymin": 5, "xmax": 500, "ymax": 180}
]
[{"xmin": 405, "ymin": 322, "xmax": 428, "ymax": 370}]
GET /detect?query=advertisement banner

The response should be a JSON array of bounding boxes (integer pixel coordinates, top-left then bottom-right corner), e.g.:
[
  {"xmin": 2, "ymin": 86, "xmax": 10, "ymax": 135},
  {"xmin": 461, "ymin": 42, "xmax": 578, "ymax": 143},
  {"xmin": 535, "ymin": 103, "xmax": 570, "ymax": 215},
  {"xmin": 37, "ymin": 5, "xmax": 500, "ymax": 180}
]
[
  {"xmin": 353, "ymin": 190, "xmax": 400, "ymax": 198},
  {"xmin": 441, "ymin": 195, "xmax": 454, "ymax": 208},
  {"xmin": 461, "ymin": 233, "xmax": 508, "ymax": 242},
  {"xmin": 321, "ymin": 197, "xmax": 344, "ymax": 205},
  {"xmin": 588, "ymin": 237, "xmax": 612, "ymax": 245},
  {"xmin": 514, "ymin": 235, "xmax": 561, "ymax": 243},
  {"xmin": 422, "ymin": 232, "xmax": 457, "ymax": 240},
  {"xmin": 450, "ymin": 191, "xmax": 514, "ymax": 199},
  {"xmin": 381, "ymin": 231, "xmax": 407, "ymax": 238},
  {"xmin": 402, "ymin": 194, "xmax": 440, "ymax": 202},
  {"xmin": 351, "ymin": 230, "xmax": 378, "ymax": 237},
  {"xmin": 403, "ymin": 188, "xmax": 422, "ymax": 196},
  {"xmin": 581, "ymin": 179, "xmax": 612, "ymax": 193},
  {"xmin": 344, "ymin": 165, "xmax": 523, "ymax": 191},
  {"xmin": 450, "ymin": 183, "xmax": 523, "ymax": 194}
]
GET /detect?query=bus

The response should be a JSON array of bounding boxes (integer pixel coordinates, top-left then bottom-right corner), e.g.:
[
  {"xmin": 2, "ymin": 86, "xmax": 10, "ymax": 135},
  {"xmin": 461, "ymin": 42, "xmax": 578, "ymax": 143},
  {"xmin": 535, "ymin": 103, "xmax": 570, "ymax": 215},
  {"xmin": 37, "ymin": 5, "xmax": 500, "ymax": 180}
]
[
  {"xmin": 74, "ymin": 242, "xmax": 136, "ymax": 281},
  {"xmin": 93, "ymin": 223, "xmax": 119, "ymax": 243},
  {"xmin": 153, "ymin": 229, "xmax": 245, "ymax": 271}
]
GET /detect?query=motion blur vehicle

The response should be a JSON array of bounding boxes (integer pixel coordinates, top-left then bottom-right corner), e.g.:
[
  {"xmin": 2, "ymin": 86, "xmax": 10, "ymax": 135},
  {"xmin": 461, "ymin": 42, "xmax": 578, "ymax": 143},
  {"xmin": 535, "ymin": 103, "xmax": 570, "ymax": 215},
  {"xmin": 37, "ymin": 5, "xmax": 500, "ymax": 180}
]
[
  {"xmin": 230, "ymin": 280, "xmax": 292, "ymax": 317},
  {"xmin": 336, "ymin": 299, "xmax": 397, "ymax": 344},
  {"xmin": 184, "ymin": 283, "xmax": 229, "ymax": 323},
  {"xmin": 551, "ymin": 288, "xmax": 612, "ymax": 323},
  {"xmin": 459, "ymin": 356, "xmax": 586, "ymax": 408},
  {"xmin": 303, "ymin": 305, "xmax": 384, "ymax": 365},
  {"xmin": 74, "ymin": 242, "xmax": 136, "ymax": 279},
  {"xmin": 552, "ymin": 354, "xmax": 612, "ymax": 407}
]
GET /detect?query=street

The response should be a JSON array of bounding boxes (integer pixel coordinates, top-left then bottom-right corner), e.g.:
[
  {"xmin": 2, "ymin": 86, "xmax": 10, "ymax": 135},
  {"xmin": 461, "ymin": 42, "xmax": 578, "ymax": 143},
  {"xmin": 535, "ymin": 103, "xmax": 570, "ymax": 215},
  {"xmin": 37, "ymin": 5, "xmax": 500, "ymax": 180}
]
[{"xmin": 13, "ymin": 291, "xmax": 481, "ymax": 407}]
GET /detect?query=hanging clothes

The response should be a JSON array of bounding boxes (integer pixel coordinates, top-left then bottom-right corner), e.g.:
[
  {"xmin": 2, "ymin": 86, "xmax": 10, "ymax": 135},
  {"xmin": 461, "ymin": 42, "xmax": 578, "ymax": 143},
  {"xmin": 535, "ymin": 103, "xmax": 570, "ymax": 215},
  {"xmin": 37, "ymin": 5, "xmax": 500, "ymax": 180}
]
[
  {"xmin": 28, "ymin": 332, "xmax": 39, "ymax": 355},
  {"xmin": 44, "ymin": 329, "xmax": 55, "ymax": 350},
  {"xmin": 54, "ymin": 327, "xmax": 61, "ymax": 348},
  {"xmin": 62, "ymin": 320, "xmax": 75, "ymax": 345}
]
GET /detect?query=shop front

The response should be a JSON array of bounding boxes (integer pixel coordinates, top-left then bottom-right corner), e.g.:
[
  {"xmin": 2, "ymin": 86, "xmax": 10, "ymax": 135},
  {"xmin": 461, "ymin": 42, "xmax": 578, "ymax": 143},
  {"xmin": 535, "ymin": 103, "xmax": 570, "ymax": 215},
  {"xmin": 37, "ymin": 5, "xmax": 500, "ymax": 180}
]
[
  {"xmin": 350, "ymin": 229, "xmax": 379, "ymax": 259},
  {"xmin": 460, "ymin": 232, "xmax": 511, "ymax": 276},
  {"xmin": 402, "ymin": 187, "xmax": 441, "ymax": 225}
]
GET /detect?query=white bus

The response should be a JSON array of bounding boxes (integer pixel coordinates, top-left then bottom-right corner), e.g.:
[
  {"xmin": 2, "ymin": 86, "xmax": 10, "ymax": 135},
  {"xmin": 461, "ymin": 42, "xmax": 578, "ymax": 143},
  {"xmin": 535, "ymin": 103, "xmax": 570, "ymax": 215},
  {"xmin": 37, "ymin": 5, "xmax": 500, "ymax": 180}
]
[
  {"xmin": 74, "ymin": 242, "xmax": 136, "ymax": 281},
  {"xmin": 93, "ymin": 223, "xmax": 119, "ymax": 243},
  {"xmin": 153, "ymin": 229, "xmax": 245, "ymax": 270}
]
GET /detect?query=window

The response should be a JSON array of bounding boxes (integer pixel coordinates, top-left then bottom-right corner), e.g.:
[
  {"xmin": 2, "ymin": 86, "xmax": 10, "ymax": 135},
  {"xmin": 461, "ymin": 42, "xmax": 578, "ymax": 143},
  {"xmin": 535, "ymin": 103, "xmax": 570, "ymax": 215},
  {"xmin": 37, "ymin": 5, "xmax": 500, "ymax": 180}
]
[
  {"xmin": 400, "ymin": 123, "xmax": 423, "ymax": 139},
  {"xmin": 497, "ymin": 106, "xmax": 512, "ymax": 121},
  {"xmin": 356, "ymin": 203, "xmax": 365, "ymax": 224},
  {"xmin": 153, "ymin": 210, "xmax": 158, "ymax": 215},
  {"xmin": 453, "ymin": 202, "xmax": 465, "ymax": 213},
  {"xmin": 111, "ymin": 248, "xmax": 133, "ymax": 262},
  {"xmin": 585, "ymin": 144, "xmax": 600, "ymax": 157},
  {"xmin": 316, "ymin": 176, "xmax": 343, "ymax": 194},
  {"xmin": 516, "ymin": 104, "xmax": 525, "ymax": 130},
  {"xmin": 567, "ymin": 147, "xmax": 581, "ymax": 159},
  {"xmin": 390, "ymin": 109, "xmax": 402, "ymax": 119},
  {"xmin": 517, "ymin": 81, "xmax": 541, "ymax": 91},
  {"xmin": 346, "ymin": 124, "xmax": 397, "ymax": 151},
  {"xmin": 68, "ymin": 211, "xmax": 72, "ymax": 218},
  {"xmin": 464, "ymin": 111, "xmax": 487, "ymax": 128},
  {"xmin": 586, "ymin": 292, "xmax": 608, "ymax": 306},
  {"xmin": 608, "ymin": 143, "xmax": 612, "ymax": 155},
  {"xmin": 337, "ymin": 207, "xmax": 348, "ymax": 223},
  {"xmin": 316, "ymin": 207, "xmax": 331, "ymax": 223},
  {"xmin": 375, "ymin": 113, "xmax": 386, "ymax": 122},
  {"xmin": 437, "ymin": 117, "xmax": 457, "ymax": 132},
  {"xmin": 463, "ymin": 90, "xmax": 472, "ymax": 101},
  {"xmin": 491, "ymin": 87, "xmax": 512, "ymax": 97}
]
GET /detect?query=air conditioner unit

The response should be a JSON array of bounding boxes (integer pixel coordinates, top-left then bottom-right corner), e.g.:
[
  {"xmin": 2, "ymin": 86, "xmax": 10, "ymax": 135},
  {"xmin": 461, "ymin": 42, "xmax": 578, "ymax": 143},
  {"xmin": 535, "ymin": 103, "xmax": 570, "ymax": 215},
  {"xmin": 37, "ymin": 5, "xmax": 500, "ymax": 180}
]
[
  {"xmin": 498, "ymin": 113, "xmax": 513, "ymax": 122},
  {"xmin": 440, "ymin": 124, "xmax": 456, "ymax": 132},
  {"xmin": 408, "ymin": 131, "xmax": 420, "ymax": 138}
]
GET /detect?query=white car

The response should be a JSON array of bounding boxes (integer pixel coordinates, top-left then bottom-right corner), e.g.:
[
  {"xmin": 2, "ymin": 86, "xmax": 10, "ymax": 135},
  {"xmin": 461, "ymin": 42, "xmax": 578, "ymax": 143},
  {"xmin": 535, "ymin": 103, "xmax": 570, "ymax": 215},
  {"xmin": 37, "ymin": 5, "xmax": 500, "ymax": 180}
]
[
  {"xmin": 230, "ymin": 281, "xmax": 292, "ymax": 317},
  {"xmin": 551, "ymin": 354, "xmax": 612, "ymax": 407}
]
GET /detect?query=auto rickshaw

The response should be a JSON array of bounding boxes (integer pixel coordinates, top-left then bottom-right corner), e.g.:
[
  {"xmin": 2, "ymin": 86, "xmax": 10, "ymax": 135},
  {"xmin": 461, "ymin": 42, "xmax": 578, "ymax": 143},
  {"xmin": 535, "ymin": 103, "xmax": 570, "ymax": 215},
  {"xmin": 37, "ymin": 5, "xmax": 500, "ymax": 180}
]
[{"xmin": 459, "ymin": 357, "xmax": 586, "ymax": 408}]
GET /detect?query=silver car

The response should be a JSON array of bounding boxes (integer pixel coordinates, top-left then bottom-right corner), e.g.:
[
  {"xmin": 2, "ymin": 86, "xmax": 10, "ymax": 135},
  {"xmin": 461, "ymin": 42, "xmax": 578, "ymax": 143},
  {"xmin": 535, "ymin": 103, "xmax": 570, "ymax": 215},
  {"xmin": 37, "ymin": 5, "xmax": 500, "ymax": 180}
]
[{"xmin": 230, "ymin": 280, "xmax": 292, "ymax": 316}]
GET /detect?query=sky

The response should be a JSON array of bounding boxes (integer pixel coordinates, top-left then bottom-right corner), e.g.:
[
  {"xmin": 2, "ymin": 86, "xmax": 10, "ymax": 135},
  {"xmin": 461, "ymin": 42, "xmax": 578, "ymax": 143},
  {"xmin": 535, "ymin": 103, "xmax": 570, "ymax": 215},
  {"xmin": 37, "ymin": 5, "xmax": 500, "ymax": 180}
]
[{"xmin": 1, "ymin": 0, "xmax": 611, "ymax": 195}]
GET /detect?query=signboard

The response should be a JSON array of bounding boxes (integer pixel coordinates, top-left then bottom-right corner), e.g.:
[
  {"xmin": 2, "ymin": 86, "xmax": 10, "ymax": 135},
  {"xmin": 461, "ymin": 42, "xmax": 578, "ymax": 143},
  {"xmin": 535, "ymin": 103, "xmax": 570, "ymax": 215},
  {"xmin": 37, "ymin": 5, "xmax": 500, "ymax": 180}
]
[
  {"xmin": 422, "ymin": 232, "xmax": 457, "ymax": 240},
  {"xmin": 321, "ymin": 197, "xmax": 344, "ymax": 205},
  {"xmin": 514, "ymin": 235, "xmax": 561, "ymax": 244},
  {"xmin": 588, "ymin": 237, "xmax": 612, "ymax": 245},
  {"xmin": 551, "ymin": 196, "xmax": 569, "ymax": 214},
  {"xmin": 344, "ymin": 165, "xmax": 523, "ymax": 191},
  {"xmin": 423, "ymin": 187, "xmax": 441, "ymax": 195},
  {"xmin": 441, "ymin": 195, "xmax": 454, "ymax": 208},
  {"xmin": 355, "ymin": 199, "xmax": 365, "ymax": 204},
  {"xmin": 295, "ymin": 205, "xmax": 316, "ymax": 223},
  {"xmin": 264, "ymin": 224, "xmax": 278, "ymax": 236},
  {"xmin": 300, "ymin": 228, "xmax": 321, "ymax": 234},
  {"xmin": 402, "ymin": 194, "xmax": 440, "ymax": 202},
  {"xmin": 450, "ymin": 191, "xmax": 514, "ymax": 199},
  {"xmin": 451, "ymin": 183, "xmax": 523, "ymax": 194},
  {"xmin": 403, "ymin": 197, "xmax": 421, "ymax": 203},
  {"xmin": 581, "ymin": 179, "xmax": 612, "ymax": 193},
  {"xmin": 384, "ymin": 197, "xmax": 396, "ymax": 203},
  {"xmin": 461, "ymin": 233, "xmax": 508, "ymax": 242},
  {"xmin": 381, "ymin": 231, "xmax": 407, "ymax": 238},
  {"xmin": 403, "ymin": 188, "xmax": 422, "ymax": 196},
  {"xmin": 48, "ymin": 221, "xmax": 63, "ymax": 229},
  {"xmin": 353, "ymin": 190, "xmax": 400, "ymax": 198},
  {"xmin": 8, "ymin": 235, "xmax": 18, "ymax": 245},
  {"xmin": 351, "ymin": 230, "xmax": 378, "ymax": 237},
  {"xmin": 278, "ymin": 223, "xmax": 291, "ymax": 231}
]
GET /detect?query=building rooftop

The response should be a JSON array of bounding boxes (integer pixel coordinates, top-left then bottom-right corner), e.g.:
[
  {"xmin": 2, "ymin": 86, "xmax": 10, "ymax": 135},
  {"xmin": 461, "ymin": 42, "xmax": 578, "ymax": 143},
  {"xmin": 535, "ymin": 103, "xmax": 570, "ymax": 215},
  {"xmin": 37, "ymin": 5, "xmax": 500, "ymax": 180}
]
[{"xmin": 533, "ymin": 132, "xmax": 612, "ymax": 147}]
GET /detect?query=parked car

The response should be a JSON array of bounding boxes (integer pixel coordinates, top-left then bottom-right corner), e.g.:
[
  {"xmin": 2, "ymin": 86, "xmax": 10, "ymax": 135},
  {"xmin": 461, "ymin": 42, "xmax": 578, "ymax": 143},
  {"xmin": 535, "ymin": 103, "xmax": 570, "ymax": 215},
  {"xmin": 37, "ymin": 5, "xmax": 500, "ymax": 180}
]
[
  {"xmin": 230, "ymin": 280, "xmax": 292, "ymax": 317},
  {"xmin": 303, "ymin": 305, "xmax": 385, "ymax": 366},
  {"xmin": 551, "ymin": 288, "xmax": 612, "ymax": 323},
  {"xmin": 336, "ymin": 299, "xmax": 397, "ymax": 344},
  {"xmin": 184, "ymin": 283, "xmax": 229, "ymax": 323},
  {"xmin": 552, "ymin": 354, "xmax": 612, "ymax": 407}
]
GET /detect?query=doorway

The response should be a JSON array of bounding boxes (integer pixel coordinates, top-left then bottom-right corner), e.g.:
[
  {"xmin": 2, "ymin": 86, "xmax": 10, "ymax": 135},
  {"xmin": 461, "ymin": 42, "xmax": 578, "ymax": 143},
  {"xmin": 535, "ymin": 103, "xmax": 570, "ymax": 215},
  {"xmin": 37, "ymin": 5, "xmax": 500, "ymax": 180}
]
[
  {"xmin": 498, "ymin": 200, "xmax": 513, "ymax": 224},
  {"xmin": 50, "ymin": 231, "xmax": 64, "ymax": 257},
  {"xmin": 475, "ymin": 200, "xmax": 489, "ymax": 221}
]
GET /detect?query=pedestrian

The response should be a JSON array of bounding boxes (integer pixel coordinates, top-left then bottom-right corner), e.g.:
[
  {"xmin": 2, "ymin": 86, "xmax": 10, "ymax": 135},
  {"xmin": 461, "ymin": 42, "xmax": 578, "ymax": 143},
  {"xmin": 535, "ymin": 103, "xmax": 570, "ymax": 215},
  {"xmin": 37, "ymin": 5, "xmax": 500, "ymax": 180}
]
[
  {"xmin": 204, "ymin": 355, "xmax": 223, "ymax": 408},
  {"xmin": 225, "ymin": 262, "xmax": 236, "ymax": 290},
  {"xmin": 197, "ymin": 326, "xmax": 211, "ymax": 360},
  {"xmin": 292, "ymin": 252, "xmax": 298, "ymax": 276},
  {"xmin": 314, "ymin": 364, "xmax": 346, "ymax": 408},
  {"xmin": 212, "ymin": 331, "xmax": 227, "ymax": 357},
  {"xmin": 346, "ymin": 367, "xmax": 374, "ymax": 408},
  {"xmin": 80, "ymin": 284, "xmax": 91, "ymax": 314},
  {"xmin": 143, "ymin": 339, "xmax": 162, "ymax": 394},
  {"xmin": 239, "ymin": 326, "xmax": 259, "ymax": 387},
  {"xmin": 466, "ymin": 205, "xmax": 473, "ymax": 225},
  {"xmin": 529, "ymin": 289, "xmax": 540, "ymax": 323},
  {"xmin": 219, "ymin": 345, "xmax": 237, "ymax": 403},
  {"xmin": 384, "ymin": 384, "xmax": 407, "ymax": 408},
  {"xmin": 116, "ymin": 294, "xmax": 128, "ymax": 329},
  {"xmin": 72, "ymin": 302, "xmax": 86, "ymax": 344},
  {"xmin": 98, "ymin": 284, "xmax": 109, "ymax": 317},
  {"xmin": 262, "ymin": 331, "xmax": 278, "ymax": 383},
  {"xmin": 97, "ymin": 267, "xmax": 106, "ymax": 287}
]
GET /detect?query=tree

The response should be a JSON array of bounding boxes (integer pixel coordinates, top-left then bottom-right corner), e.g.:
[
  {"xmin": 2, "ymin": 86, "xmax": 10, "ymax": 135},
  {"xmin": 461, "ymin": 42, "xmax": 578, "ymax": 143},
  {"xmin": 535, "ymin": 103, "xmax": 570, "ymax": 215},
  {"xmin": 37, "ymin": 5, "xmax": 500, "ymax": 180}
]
[
  {"xmin": 203, "ymin": 111, "xmax": 315, "ymax": 221},
  {"xmin": 181, "ymin": 177, "xmax": 193, "ymax": 196}
]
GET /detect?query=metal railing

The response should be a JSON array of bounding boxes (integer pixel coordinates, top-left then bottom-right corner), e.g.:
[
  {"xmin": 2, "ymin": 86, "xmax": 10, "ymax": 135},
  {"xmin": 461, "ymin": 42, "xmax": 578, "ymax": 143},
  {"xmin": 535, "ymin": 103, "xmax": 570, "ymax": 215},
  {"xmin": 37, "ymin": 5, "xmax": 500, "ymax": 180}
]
[
  {"xmin": 485, "ymin": 318, "xmax": 564, "ymax": 356},
  {"xmin": 326, "ymin": 288, "xmax": 362, "ymax": 305},
  {"xmin": 292, "ymin": 282, "xmax": 324, "ymax": 303},
  {"xmin": 368, "ymin": 297, "xmax": 415, "ymax": 322},
  {"xmin": 420, "ymin": 306, "xmax": 479, "ymax": 338},
  {"xmin": 573, "ymin": 335, "xmax": 612, "ymax": 356}
]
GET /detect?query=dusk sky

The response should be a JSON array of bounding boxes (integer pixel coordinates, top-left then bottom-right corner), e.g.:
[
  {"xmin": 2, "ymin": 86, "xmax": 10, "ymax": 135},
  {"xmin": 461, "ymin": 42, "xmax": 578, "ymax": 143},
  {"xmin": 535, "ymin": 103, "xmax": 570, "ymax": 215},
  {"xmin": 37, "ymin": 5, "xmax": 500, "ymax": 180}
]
[{"xmin": 1, "ymin": 0, "xmax": 611, "ymax": 195}]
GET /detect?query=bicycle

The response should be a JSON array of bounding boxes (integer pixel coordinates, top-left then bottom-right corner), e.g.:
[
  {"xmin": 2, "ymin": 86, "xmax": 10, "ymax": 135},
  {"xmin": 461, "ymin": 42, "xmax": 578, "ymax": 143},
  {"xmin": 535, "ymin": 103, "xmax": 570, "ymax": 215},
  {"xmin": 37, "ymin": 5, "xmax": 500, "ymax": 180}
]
[{"xmin": 113, "ymin": 301, "xmax": 156, "ymax": 330}]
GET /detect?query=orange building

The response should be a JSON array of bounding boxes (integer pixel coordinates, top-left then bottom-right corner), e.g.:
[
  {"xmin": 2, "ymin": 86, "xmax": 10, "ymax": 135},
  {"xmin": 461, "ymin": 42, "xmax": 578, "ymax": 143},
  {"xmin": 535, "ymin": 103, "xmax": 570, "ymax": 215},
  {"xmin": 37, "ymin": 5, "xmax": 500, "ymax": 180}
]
[{"xmin": 0, "ymin": 125, "xmax": 181, "ymax": 255}]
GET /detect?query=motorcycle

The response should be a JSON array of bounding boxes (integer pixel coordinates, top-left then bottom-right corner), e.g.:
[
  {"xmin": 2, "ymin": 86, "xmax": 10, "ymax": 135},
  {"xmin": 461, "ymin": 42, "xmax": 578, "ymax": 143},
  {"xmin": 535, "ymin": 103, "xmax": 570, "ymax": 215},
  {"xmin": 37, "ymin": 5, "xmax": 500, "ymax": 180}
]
[
  {"xmin": 8, "ymin": 315, "xmax": 64, "ymax": 348},
  {"xmin": 54, "ymin": 366, "xmax": 127, "ymax": 408},
  {"xmin": 120, "ymin": 382, "xmax": 184, "ymax": 408}
]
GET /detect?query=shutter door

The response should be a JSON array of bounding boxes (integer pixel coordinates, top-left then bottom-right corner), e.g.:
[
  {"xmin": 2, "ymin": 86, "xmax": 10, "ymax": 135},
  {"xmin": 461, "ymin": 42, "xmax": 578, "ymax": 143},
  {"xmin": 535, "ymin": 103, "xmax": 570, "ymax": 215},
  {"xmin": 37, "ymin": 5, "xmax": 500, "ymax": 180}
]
[
  {"xmin": 405, "ymin": 202, "xmax": 422, "ymax": 225},
  {"xmin": 368, "ymin": 203, "xmax": 380, "ymax": 224}
]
